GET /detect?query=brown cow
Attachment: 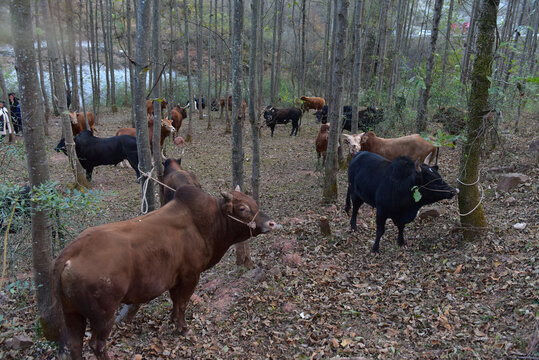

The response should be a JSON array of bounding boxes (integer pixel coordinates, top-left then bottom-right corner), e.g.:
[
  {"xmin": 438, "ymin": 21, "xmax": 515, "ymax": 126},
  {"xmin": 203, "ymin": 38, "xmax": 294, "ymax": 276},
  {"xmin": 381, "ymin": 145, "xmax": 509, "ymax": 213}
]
[
  {"xmin": 161, "ymin": 158, "xmax": 201, "ymax": 203},
  {"xmin": 170, "ymin": 105, "xmax": 188, "ymax": 136},
  {"xmin": 360, "ymin": 131, "xmax": 439, "ymax": 166},
  {"xmin": 300, "ymin": 96, "xmax": 325, "ymax": 113},
  {"xmin": 116, "ymin": 118, "xmax": 175, "ymax": 155},
  {"xmin": 315, "ymin": 123, "xmax": 330, "ymax": 166},
  {"xmin": 146, "ymin": 99, "xmax": 168, "ymax": 118},
  {"xmin": 69, "ymin": 111, "xmax": 95, "ymax": 136},
  {"xmin": 52, "ymin": 185, "xmax": 280, "ymax": 359}
]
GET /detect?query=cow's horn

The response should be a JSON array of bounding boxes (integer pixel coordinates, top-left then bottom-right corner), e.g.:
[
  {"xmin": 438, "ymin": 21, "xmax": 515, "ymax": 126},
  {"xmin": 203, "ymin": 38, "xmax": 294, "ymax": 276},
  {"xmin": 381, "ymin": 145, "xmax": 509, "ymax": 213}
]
[
  {"xmin": 221, "ymin": 191, "xmax": 234, "ymax": 202},
  {"xmin": 234, "ymin": 185, "xmax": 241, "ymax": 192}
]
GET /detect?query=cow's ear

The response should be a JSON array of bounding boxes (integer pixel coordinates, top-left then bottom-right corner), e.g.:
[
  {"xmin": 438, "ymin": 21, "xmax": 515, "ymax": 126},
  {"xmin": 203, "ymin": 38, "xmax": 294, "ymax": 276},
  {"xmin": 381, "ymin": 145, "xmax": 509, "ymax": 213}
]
[
  {"xmin": 342, "ymin": 134, "xmax": 351, "ymax": 143},
  {"xmin": 221, "ymin": 191, "xmax": 234, "ymax": 213}
]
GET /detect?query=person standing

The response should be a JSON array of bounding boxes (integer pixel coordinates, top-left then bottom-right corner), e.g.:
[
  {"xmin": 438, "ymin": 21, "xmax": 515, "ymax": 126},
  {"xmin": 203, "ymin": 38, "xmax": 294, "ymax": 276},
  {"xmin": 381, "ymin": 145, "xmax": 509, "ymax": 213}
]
[
  {"xmin": 9, "ymin": 92, "xmax": 22, "ymax": 134},
  {"xmin": 0, "ymin": 101, "xmax": 13, "ymax": 140}
]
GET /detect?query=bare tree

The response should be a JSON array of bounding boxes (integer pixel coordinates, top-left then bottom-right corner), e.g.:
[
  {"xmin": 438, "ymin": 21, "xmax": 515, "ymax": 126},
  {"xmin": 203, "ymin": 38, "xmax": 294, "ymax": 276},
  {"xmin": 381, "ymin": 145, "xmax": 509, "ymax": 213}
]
[
  {"xmin": 415, "ymin": 0, "xmax": 444, "ymax": 133},
  {"xmin": 323, "ymin": 0, "xmax": 349, "ymax": 204},
  {"xmin": 183, "ymin": 0, "xmax": 194, "ymax": 141},
  {"xmin": 65, "ymin": 0, "xmax": 79, "ymax": 110},
  {"xmin": 152, "ymin": 0, "xmax": 164, "ymax": 204},
  {"xmin": 439, "ymin": 0, "xmax": 455, "ymax": 106},
  {"xmin": 34, "ymin": 13, "xmax": 51, "ymax": 130},
  {"xmin": 10, "ymin": 0, "xmax": 59, "ymax": 341},
  {"xmin": 350, "ymin": 0, "xmax": 364, "ymax": 134},
  {"xmin": 458, "ymin": 0, "xmax": 499, "ymax": 240},
  {"xmin": 249, "ymin": 0, "xmax": 260, "ymax": 202}
]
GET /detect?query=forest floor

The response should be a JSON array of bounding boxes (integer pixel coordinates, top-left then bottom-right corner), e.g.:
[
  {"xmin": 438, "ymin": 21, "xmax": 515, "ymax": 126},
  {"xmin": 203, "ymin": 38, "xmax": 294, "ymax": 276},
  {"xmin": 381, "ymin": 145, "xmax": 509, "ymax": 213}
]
[{"xmin": 0, "ymin": 107, "xmax": 537, "ymax": 359}]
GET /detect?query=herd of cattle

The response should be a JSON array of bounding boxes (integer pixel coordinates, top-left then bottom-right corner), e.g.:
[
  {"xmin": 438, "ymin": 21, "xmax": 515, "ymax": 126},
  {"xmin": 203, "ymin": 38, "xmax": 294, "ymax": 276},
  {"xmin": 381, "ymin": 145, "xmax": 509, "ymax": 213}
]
[{"xmin": 48, "ymin": 95, "xmax": 460, "ymax": 359}]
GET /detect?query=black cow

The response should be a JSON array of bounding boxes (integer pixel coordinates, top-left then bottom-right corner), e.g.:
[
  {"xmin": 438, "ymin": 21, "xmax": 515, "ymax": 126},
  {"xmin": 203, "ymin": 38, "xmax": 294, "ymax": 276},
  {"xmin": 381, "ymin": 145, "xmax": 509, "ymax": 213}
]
[
  {"xmin": 210, "ymin": 98, "xmax": 220, "ymax": 111},
  {"xmin": 315, "ymin": 106, "xmax": 384, "ymax": 132},
  {"xmin": 263, "ymin": 106, "xmax": 302, "ymax": 137},
  {"xmin": 55, "ymin": 130, "xmax": 140, "ymax": 182},
  {"xmin": 345, "ymin": 152, "xmax": 457, "ymax": 253}
]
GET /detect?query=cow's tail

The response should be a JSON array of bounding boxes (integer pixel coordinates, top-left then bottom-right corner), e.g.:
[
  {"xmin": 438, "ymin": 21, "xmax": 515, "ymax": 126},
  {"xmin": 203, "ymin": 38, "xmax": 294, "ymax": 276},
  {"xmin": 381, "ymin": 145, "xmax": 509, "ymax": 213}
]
[
  {"xmin": 50, "ymin": 257, "xmax": 69, "ymax": 356},
  {"xmin": 345, "ymin": 181, "xmax": 352, "ymax": 216}
]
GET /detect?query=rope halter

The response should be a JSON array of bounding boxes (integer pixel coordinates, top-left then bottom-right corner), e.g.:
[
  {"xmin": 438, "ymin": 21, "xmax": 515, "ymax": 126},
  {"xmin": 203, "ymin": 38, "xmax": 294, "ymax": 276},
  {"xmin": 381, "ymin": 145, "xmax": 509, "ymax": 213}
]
[{"xmin": 227, "ymin": 210, "xmax": 260, "ymax": 239}]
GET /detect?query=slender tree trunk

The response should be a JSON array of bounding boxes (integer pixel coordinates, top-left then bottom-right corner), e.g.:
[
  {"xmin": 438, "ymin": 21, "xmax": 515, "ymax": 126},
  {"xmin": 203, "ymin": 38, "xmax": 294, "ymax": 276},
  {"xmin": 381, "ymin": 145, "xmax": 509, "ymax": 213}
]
[
  {"xmin": 207, "ymin": 0, "xmax": 213, "ymax": 130},
  {"xmin": 415, "ymin": 0, "xmax": 444, "ymax": 133},
  {"xmin": 458, "ymin": 0, "xmax": 499, "ymax": 240},
  {"xmin": 257, "ymin": 0, "xmax": 264, "ymax": 112},
  {"xmin": 323, "ymin": 0, "xmax": 349, "ymax": 204},
  {"xmin": 439, "ymin": 0, "xmax": 455, "ymax": 107},
  {"xmin": 127, "ymin": 0, "xmax": 135, "ymax": 125},
  {"xmin": 502, "ymin": 0, "xmax": 527, "ymax": 92},
  {"xmin": 65, "ymin": 0, "xmax": 79, "ymax": 111},
  {"xmin": 231, "ymin": 0, "xmax": 252, "ymax": 268},
  {"xmin": 299, "ymin": 0, "xmax": 306, "ymax": 97},
  {"xmin": 40, "ymin": 0, "xmax": 88, "ymax": 187},
  {"xmin": 196, "ymin": 0, "xmax": 204, "ymax": 121},
  {"xmin": 387, "ymin": 0, "xmax": 404, "ymax": 109},
  {"xmin": 108, "ymin": 0, "xmax": 117, "ymax": 112},
  {"xmin": 350, "ymin": 0, "xmax": 363, "ymax": 134},
  {"xmin": 34, "ymin": 13, "xmax": 51, "ymax": 133},
  {"xmin": 270, "ymin": 0, "xmax": 279, "ymax": 104},
  {"xmin": 99, "ymin": 0, "xmax": 111, "ymax": 107},
  {"xmin": 375, "ymin": 0, "xmax": 389, "ymax": 103},
  {"xmin": 249, "ymin": 0, "xmax": 260, "ymax": 203},
  {"xmin": 10, "ymin": 0, "xmax": 58, "ymax": 341},
  {"xmin": 461, "ymin": 0, "xmax": 480, "ymax": 85},
  {"xmin": 152, "ymin": 0, "xmax": 164, "ymax": 204},
  {"xmin": 274, "ymin": 0, "xmax": 284, "ymax": 102},
  {"xmin": 417, "ymin": 0, "xmax": 432, "ymax": 56},
  {"xmin": 183, "ymin": 0, "xmax": 194, "ymax": 141},
  {"xmin": 134, "ymin": 0, "xmax": 156, "ymax": 213},
  {"xmin": 79, "ymin": 1, "xmax": 88, "ymax": 134}
]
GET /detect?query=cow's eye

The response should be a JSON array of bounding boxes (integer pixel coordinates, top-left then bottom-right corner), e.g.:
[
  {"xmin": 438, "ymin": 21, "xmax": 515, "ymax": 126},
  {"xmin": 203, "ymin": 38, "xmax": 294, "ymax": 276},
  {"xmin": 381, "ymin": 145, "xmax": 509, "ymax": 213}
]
[{"xmin": 239, "ymin": 206, "xmax": 246, "ymax": 212}]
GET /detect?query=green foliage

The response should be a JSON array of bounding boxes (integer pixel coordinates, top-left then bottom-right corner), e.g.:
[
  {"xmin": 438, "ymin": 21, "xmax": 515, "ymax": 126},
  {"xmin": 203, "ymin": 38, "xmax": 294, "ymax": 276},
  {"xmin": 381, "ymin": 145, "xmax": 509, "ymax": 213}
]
[
  {"xmin": 411, "ymin": 186, "xmax": 421, "ymax": 202},
  {"xmin": 421, "ymin": 129, "xmax": 460, "ymax": 148}
]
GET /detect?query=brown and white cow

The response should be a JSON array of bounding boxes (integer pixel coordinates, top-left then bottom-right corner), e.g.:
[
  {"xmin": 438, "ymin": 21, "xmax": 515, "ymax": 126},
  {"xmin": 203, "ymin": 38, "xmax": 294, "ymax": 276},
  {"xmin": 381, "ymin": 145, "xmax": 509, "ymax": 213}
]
[
  {"xmin": 69, "ymin": 111, "xmax": 95, "ymax": 136},
  {"xmin": 52, "ymin": 185, "xmax": 280, "ymax": 359},
  {"xmin": 360, "ymin": 131, "xmax": 439, "ymax": 166},
  {"xmin": 342, "ymin": 133, "xmax": 364, "ymax": 161}
]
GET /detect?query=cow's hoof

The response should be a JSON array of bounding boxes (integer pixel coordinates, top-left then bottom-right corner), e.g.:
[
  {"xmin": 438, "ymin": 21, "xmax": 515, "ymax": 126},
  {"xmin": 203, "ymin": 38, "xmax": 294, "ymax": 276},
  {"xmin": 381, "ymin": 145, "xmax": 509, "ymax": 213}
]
[
  {"xmin": 371, "ymin": 247, "xmax": 380, "ymax": 253},
  {"xmin": 180, "ymin": 327, "xmax": 193, "ymax": 337}
]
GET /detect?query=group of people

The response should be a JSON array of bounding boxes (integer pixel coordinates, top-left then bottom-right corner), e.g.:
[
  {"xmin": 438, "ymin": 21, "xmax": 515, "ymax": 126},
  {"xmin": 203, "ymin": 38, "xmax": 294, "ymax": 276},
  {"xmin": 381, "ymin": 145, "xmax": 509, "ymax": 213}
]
[{"xmin": 0, "ymin": 93, "xmax": 22, "ymax": 139}]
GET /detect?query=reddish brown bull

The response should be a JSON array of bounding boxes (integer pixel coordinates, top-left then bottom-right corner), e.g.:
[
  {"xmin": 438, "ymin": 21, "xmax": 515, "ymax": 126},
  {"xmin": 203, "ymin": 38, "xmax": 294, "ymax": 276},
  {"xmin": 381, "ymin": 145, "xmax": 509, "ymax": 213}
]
[
  {"xmin": 52, "ymin": 185, "xmax": 280, "ymax": 359},
  {"xmin": 315, "ymin": 123, "xmax": 330, "ymax": 165},
  {"xmin": 69, "ymin": 111, "xmax": 95, "ymax": 136},
  {"xmin": 300, "ymin": 96, "xmax": 326, "ymax": 113},
  {"xmin": 161, "ymin": 158, "xmax": 201, "ymax": 203},
  {"xmin": 360, "ymin": 131, "xmax": 439, "ymax": 166},
  {"xmin": 170, "ymin": 105, "xmax": 187, "ymax": 136},
  {"xmin": 146, "ymin": 99, "xmax": 168, "ymax": 118}
]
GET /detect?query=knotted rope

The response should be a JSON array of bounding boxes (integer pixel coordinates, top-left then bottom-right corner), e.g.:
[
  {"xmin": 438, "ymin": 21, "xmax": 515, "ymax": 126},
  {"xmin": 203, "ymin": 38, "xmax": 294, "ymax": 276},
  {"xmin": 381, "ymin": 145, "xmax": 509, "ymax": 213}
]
[{"xmin": 227, "ymin": 210, "xmax": 260, "ymax": 239}]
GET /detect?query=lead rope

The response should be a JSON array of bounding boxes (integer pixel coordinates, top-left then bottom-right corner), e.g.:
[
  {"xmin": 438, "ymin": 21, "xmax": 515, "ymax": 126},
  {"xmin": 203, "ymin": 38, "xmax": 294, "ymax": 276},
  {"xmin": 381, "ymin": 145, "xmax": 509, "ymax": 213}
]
[
  {"xmin": 457, "ymin": 176, "xmax": 484, "ymax": 217},
  {"xmin": 227, "ymin": 210, "xmax": 259, "ymax": 239}
]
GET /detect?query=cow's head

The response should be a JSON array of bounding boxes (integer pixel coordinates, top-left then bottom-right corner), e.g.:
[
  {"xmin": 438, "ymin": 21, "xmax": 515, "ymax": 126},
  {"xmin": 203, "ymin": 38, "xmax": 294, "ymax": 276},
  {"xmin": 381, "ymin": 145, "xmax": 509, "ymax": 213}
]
[
  {"xmin": 55, "ymin": 138, "xmax": 67, "ymax": 155},
  {"xmin": 173, "ymin": 105, "xmax": 188, "ymax": 119},
  {"xmin": 221, "ymin": 185, "xmax": 281, "ymax": 236},
  {"xmin": 416, "ymin": 164, "xmax": 458, "ymax": 204},
  {"xmin": 161, "ymin": 118, "xmax": 175, "ymax": 133},
  {"xmin": 359, "ymin": 131, "xmax": 375, "ymax": 151},
  {"xmin": 263, "ymin": 107, "xmax": 275, "ymax": 125},
  {"xmin": 342, "ymin": 133, "xmax": 363, "ymax": 156},
  {"xmin": 68, "ymin": 111, "xmax": 78, "ymax": 125}
]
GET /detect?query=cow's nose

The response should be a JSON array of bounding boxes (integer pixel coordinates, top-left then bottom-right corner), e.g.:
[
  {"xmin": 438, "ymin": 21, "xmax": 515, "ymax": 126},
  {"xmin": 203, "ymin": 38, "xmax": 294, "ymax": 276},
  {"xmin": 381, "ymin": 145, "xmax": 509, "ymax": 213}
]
[{"xmin": 262, "ymin": 220, "xmax": 282, "ymax": 233}]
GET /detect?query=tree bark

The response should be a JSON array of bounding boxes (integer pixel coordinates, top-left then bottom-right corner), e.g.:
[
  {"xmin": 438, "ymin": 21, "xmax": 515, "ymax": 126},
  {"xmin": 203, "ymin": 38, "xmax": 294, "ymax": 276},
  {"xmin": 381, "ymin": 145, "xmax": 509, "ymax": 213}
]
[
  {"xmin": 152, "ymin": 0, "xmax": 164, "ymax": 205},
  {"xmin": 183, "ymin": 0, "xmax": 194, "ymax": 141},
  {"xmin": 65, "ymin": 0, "xmax": 79, "ymax": 111},
  {"xmin": 323, "ymin": 0, "xmax": 349, "ymax": 204},
  {"xmin": 10, "ymin": 0, "xmax": 58, "ymax": 341},
  {"xmin": 439, "ymin": 0, "xmax": 455, "ymax": 107},
  {"xmin": 249, "ymin": 0, "xmax": 260, "ymax": 203},
  {"xmin": 207, "ymin": 0, "xmax": 213, "ymax": 130},
  {"xmin": 127, "ymin": 0, "xmax": 135, "ymax": 125},
  {"xmin": 350, "ymin": 0, "xmax": 363, "ymax": 134},
  {"xmin": 108, "ymin": 0, "xmax": 117, "ymax": 112},
  {"xmin": 40, "ymin": 0, "xmax": 88, "ymax": 187},
  {"xmin": 415, "ymin": 0, "xmax": 444, "ymax": 133},
  {"xmin": 134, "ymin": 0, "xmax": 156, "ymax": 213},
  {"xmin": 196, "ymin": 0, "xmax": 204, "ymax": 122},
  {"xmin": 34, "ymin": 14, "xmax": 51, "ymax": 133},
  {"xmin": 460, "ymin": 0, "xmax": 480, "ymax": 85},
  {"xmin": 231, "ymin": 0, "xmax": 253, "ymax": 268},
  {"xmin": 458, "ymin": 0, "xmax": 499, "ymax": 241}
]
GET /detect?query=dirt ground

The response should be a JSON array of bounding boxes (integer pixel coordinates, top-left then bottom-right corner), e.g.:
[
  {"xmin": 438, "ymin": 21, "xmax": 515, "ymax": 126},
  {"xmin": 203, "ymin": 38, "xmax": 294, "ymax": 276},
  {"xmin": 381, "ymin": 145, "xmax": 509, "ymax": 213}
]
[{"xmin": 0, "ymin": 107, "xmax": 537, "ymax": 359}]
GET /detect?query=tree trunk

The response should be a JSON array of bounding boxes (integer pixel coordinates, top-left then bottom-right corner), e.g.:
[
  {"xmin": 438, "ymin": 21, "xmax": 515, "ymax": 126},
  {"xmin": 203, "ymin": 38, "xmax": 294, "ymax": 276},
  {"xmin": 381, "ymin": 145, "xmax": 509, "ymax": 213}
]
[
  {"xmin": 274, "ymin": 0, "xmax": 284, "ymax": 103},
  {"xmin": 79, "ymin": 0, "xmax": 89, "ymax": 136},
  {"xmin": 415, "ymin": 0, "xmax": 444, "ymax": 133},
  {"xmin": 249, "ymin": 0, "xmax": 260, "ymax": 203},
  {"xmin": 99, "ymin": 0, "xmax": 111, "ymax": 107},
  {"xmin": 458, "ymin": 0, "xmax": 499, "ymax": 240},
  {"xmin": 299, "ymin": 0, "xmax": 306, "ymax": 97},
  {"xmin": 502, "ymin": 0, "xmax": 527, "ymax": 93},
  {"xmin": 231, "ymin": 0, "xmax": 253, "ymax": 269},
  {"xmin": 127, "ymin": 0, "xmax": 135, "ymax": 125},
  {"xmin": 134, "ymin": 0, "xmax": 156, "ymax": 213},
  {"xmin": 40, "ymin": 0, "xmax": 88, "ymax": 187},
  {"xmin": 386, "ymin": 0, "xmax": 404, "ymax": 109},
  {"xmin": 183, "ymin": 0, "xmax": 194, "ymax": 141},
  {"xmin": 196, "ymin": 0, "xmax": 204, "ymax": 122},
  {"xmin": 439, "ymin": 0, "xmax": 455, "ymax": 107},
  {"xmin": 10, "ymin": 0, "xmax": 59, "ymax": 341},
  {"xmin": 270, "ymin": 0, "xmax": 278, "ymax": 104},
  {"xmin": 257, "ymin": 0, "xmax": 264, "ymax": 112},
  {"xmin": 350, "ymin": 0, "xmax": 363, "ymax": 134},
  {"xmin": 460, "ymin": 0, "xmax": 480, "ymax": 85},
  {"xmin": 323, "ymin": 0, "xmax": 349, "ymax": 204},
  {"xmin": 207, "ymin": 0, "xmax": 213, "ymax": 130},
  {"xmin": 34, "ymin": 13, "xmax": 51, "ymax": 135},
  {"xmin": 65, "ymin": 0, "xmax": 79, "ymax": 111},
  {"xmin": 152, "ymin": 0, "xmax": 164, "ymax": 205}
]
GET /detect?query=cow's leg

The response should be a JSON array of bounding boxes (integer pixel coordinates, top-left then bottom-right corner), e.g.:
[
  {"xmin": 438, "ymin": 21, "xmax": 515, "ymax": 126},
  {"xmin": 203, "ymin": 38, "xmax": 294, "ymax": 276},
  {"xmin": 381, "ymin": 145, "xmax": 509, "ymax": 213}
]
[
  {"xmin": 345, "ymin": 185, "xmax": 352, "ymax": 215},
  {"xmin": 169, "ymin": 274, "xmax": 200, "ymax": 335},
  {"xmin": 62, "ymin": 311, "xmax": 86, "ymax": 360},
  {"xmin": 126, "ymin": 156, "xmax": 141, "ymax": 179},
  {"xmin": 396, "ymin": 223, "xmax": 406, "ymax": 247},
  {"xmin": 88, "ymin": 312, "xmax": 115, "ymax": 360},
  {"xmin": 372, "ymin": 215, "xmax": 387, "ymax": 253},
  {"xmin": 270, "ymin": 125, "xmax": 275, "ymax": 137},
  {"xmin": 349, "ymin": 194, "xmax": 363, "ymax": 231},
  {"xmin": 85, "ymin": 168, "xmax": 93, "ymax": 182}
]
